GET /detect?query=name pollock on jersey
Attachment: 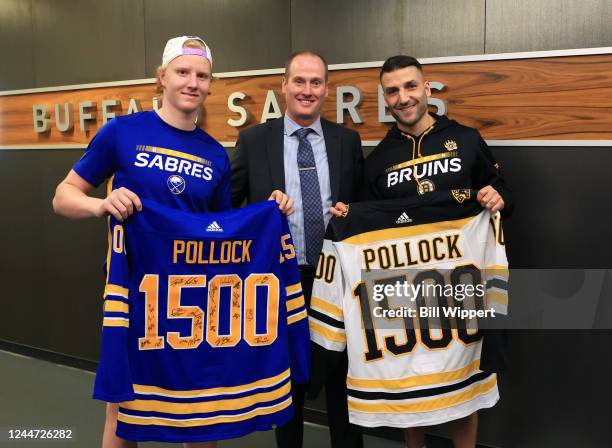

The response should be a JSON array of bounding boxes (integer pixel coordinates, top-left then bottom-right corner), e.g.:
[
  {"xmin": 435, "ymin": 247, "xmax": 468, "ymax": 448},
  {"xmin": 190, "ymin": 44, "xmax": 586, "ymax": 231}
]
[
  {"xmin": 363, "ymin": 233, "xmax": 462, "ymax": 271},
  {"xmin": 387, "ymin": 157, "xmax": 462, "ymax": 187},
  {"xmin": 173, "ymin": 239, "xmax": 252, "ymax": 264},
  {"xmin": 134, "ymin": 151, "xmax": 214, "ymax": 180}
]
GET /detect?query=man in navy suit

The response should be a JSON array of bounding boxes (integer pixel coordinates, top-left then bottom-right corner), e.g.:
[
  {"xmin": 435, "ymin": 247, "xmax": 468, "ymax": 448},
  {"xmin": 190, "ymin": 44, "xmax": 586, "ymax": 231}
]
[{"xmin": 231, "ymin": 51, "xmax": 363, "ymax": 448}]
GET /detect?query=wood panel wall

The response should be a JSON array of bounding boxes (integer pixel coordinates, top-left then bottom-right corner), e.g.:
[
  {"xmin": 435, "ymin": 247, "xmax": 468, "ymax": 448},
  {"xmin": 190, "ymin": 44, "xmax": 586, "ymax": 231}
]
[{"xmin": 1, "ymin": 53, "xmax": 611, "ymax": 147}]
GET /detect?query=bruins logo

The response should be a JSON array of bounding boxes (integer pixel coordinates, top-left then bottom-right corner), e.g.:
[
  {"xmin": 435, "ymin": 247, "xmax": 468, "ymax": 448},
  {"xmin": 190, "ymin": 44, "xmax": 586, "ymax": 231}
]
[
  {"xmin": 444, "ymin": 139, "xmax": 458, "ymax": 151},
  {"xmin": 451, "ymin": 189, "xmax": 471, "ymax": 203},
  {"xmin": 417, "ymin": 179, "xmax": 436, "ymax": 195}
]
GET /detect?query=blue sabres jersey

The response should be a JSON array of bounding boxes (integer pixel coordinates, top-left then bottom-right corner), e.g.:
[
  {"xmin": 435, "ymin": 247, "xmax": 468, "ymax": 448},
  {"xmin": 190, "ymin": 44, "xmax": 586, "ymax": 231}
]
[
  {"xmin": 73, "ymin": 111, "xmax": 231, "ymax": 213},
  {"xmin": 94, "ymin": 200, "xmax": 310, "ymax": 443}
]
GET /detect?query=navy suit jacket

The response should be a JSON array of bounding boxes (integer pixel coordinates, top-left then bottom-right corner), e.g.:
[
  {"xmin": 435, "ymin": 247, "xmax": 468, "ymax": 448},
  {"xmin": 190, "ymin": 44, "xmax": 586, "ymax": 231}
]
[{"xmin": 231, "ymin": 116, "xmax": 364, "ymax": 207}]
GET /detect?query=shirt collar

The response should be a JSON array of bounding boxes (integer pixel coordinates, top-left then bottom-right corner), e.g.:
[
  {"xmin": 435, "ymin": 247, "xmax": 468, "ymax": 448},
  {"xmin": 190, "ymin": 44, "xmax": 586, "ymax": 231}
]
[{"xmin": 284, "ymin": 114, "xmax": 323, "ymax": 137}]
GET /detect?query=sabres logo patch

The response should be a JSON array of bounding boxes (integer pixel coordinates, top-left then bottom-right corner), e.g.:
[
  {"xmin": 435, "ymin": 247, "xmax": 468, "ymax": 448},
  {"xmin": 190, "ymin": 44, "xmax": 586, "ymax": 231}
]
[
  {"xmin": 167, "ymin": 175, "xmax": 186, "ymax": 194},
  {"xmin": 451, "ymin": 189, "xmax": 471, "ymax": 203}
]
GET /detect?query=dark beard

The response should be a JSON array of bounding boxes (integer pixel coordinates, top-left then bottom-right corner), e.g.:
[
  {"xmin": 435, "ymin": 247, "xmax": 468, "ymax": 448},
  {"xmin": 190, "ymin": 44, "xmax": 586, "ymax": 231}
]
[{"xmin": 390, "ymin": 102, "xmax": 428, "ymax": 130}]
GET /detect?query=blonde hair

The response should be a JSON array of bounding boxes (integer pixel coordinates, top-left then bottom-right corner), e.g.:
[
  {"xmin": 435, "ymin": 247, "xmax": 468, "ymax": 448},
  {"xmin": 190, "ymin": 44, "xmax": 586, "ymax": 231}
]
[{"xmin": 155, "ymin": 39, "xmax": 208, "ymax": 95}]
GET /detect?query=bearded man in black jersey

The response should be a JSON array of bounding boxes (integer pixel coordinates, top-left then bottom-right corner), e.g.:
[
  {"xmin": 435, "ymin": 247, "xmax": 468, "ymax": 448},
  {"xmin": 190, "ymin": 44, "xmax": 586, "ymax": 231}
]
[
  {"xmin": 336, "ymin": 55, "xmax": 512, "ymax": 217},
  {"xmin": 331, "ymin": 55, "xmax": 513, "ymax": 448}
]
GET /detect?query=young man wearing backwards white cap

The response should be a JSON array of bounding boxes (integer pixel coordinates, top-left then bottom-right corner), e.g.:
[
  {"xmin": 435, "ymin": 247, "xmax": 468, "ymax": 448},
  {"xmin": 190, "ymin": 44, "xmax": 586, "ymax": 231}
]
[{"xmin": 53, "ymin": 36, "xmax": 234, "ymax": 448}]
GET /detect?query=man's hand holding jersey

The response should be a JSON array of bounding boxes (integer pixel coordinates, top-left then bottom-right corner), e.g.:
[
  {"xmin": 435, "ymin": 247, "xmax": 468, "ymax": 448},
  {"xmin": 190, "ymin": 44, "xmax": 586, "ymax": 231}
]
[
  {"xmin": 100, "ymin": 187, "xmax": 143, "ymax": 221},
  {"xmin": 53, "ymin": 170, "xmax": 142, "ymax": 222},
  {"xmin": 269, "ymin": 190, "xmax": 295, "ymax": 215},
  {"xmin": 477, "ymin": 185, "xmax": 505, "ymax": 213},
  {"xmin": 330, "ymin": 202, "xmax": 349, "ymax": 218}
]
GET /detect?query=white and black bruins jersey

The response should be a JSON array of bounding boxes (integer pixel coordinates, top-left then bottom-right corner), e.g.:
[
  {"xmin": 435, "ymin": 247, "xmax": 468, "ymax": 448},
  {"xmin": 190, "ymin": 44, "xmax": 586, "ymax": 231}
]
[{"xmin": 309, "ymin": 190, "xmax": 508, "ymax": 428}]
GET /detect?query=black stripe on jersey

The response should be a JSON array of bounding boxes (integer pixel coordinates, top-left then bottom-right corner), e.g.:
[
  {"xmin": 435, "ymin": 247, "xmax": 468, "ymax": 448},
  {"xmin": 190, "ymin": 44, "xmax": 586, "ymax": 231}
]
[
  {"xmin": 103, "ymin": 311, "xmax": 129, "ymax": 319},
  {"xmin": 286, "ymin": 291, "xmax": 303, "ymax": 300},
  {"xmin": 309, "ymin": 308, "xmax": 344, "ymax": 330},
  {"xmin": 347, "ymin": 371, "xmax": 491, "ymax": 401},
  {"xmin": 486, "ymin": 278, "xmax": 508, "ymax": 290},
  {"xmin": 287, "ymin": 307, "xmax": 306, "ymax": 319}
]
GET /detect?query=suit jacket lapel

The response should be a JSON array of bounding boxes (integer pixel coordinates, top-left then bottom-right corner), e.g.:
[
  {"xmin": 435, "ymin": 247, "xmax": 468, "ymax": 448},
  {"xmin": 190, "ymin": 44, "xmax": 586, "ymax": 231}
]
[
  {"xmin": 266, "ymin": 117, "xmax": 286, "ymax": 192},
  {"xmin": 322, "ymin": 118, "xmax": 341, "ymax": 203}
]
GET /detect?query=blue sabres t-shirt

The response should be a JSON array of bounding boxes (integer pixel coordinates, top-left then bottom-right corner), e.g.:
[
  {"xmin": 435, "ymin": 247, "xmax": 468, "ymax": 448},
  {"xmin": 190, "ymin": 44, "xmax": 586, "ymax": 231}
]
[{"xmin": 73, "ymin": 111, "xmax": 231, "ymax": 212}]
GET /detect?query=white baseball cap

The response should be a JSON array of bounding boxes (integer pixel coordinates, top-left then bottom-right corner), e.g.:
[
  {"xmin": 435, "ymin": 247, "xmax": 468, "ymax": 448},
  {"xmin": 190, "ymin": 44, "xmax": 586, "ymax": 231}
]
[{"xmin": 162, "ymin": 36, "xmax": 213, "ymax": 67}]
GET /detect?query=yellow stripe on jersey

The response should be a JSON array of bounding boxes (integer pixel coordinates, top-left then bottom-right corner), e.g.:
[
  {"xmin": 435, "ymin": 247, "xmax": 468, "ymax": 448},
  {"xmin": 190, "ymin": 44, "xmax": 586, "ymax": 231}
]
[
  {"xmin": 286, "ymin": 295, "xmax": 305, "ymax": 312},
  {"xmin": 385, "ymin": 151, "xmax": 459, "ymax": 173},
  {"xmin": 309, "ymin": 320, "xmax": 346, "ymax": 343},
  {"xmin": 104, "ymin": 300, "xmax": 129, "ymax": 313},
  {"xmin": 288, "ymin": 309, "xmax": 307, "ymax": 325},
  {"xmin": 343, "ymin": 216, "xmax": 475, "ymax": 245},
  {"xmin": 348, "ymin": 373, "xmax": 497, "ymax": 414},
  {"xmin": 103, "ymin": 318, "xmax": 129, "ymax": 328},
  {"xmin": 136, "ymin": 145, "xmax": 212, "ymax": 166},
  {"xmin": 106, "ymin": 175, "xmax": 114, "ymax": 197},
  {"xmin": 104, "ymin": 284, "xmax": 129, "ymax": 299},
  {"xmin": 347, "ymin": 359, "xmax": 481, "ymax": 390},
  {"xmin": 486, "ymin": 290, "xmax": 508, "ymax": 305},
  {"xmin": 122, "ymin": 382, "xmax": 291, "ymax": 414},
  {"xmin": 286, "ymin": 283, "xmax": 302, "ymax": 296},
  {"xmin": 118, "ymin": 396, "xmax": 292, "ymax": 427},
  {"xmin": 104, "ymin": 175, "xmax": 115, "ymax": 288},
  {"xmin": 311, "ymin": 296, "xmax": 343, "ymax": 319},
  {"xmin": 485, "ymin": 265, "xmax": 509, "ymax": 273},
  {"xmin": 133, "ymin": 368, "xmax": 290, "ymax": 398}
]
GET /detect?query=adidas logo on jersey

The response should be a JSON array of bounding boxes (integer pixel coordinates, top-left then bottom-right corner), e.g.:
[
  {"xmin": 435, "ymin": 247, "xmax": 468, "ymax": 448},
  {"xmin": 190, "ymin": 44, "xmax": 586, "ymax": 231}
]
[
  {"xmin": 396, "ymin": 212, "xmax": 412, "ymax": 224},
  {"xmin": 206, "ymin": 221, "xmax": 223, "ymax": 232}
]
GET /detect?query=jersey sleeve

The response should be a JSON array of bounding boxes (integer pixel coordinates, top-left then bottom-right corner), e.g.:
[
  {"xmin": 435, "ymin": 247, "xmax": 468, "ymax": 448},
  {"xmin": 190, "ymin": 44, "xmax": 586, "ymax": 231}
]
[
  {"xmin": 309, "ymin": 239, "xmax": 347, "ymax": 352},
  {"xmin": 211, "ymin": 152, "xmax": 233, "ymax": 211},
  {"xmin": 93, "ymin": 217, "xmax": 135, "ymax": 402},
  {"xmin": 473, "ymin": 135, "xmax": 514, "ymax": 218},
  {"xmin": 278, "ymin": 215, "xmax": 310, "ymax": 385},
  {"xmin": 483, "ymin": 212, "xmax": 509, "ymax": 316},
  {"xmin": 73, "ymin": 119, "xmax": 118, "ymax": 187}
]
